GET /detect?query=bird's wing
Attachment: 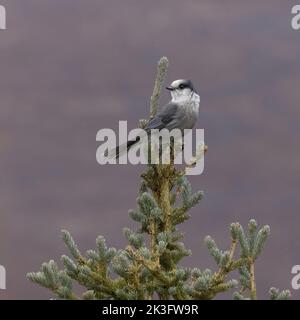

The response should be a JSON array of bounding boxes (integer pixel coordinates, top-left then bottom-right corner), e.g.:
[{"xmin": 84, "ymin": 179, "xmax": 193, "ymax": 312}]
[{"xmin": 145, "ymin": 102, "xmax": 182, "ymax": 132}]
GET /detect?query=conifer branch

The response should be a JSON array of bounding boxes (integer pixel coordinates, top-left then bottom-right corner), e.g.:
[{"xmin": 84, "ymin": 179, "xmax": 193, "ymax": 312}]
[
  {"xmin": 150, "ymin": 56, "xmax": 169, "ymax": 119},
  {"xmin": 249, "ymin": 258, "xmax": 256, "ymax": 300},
  {"xmin": 27, "ymin": 57, "xmax": 290, "ymax": 300}
]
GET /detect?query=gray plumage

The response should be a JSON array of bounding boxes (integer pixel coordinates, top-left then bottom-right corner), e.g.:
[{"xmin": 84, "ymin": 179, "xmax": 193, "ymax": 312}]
[{"xmin": 109, "ymin": 79, "xmax": 200, "ymax": 159}]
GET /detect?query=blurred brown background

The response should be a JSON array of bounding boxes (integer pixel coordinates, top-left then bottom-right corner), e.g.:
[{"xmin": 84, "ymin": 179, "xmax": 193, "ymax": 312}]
[{"xmin": 0, "ymin": 0, "xmax": 300, "ymax": 299}]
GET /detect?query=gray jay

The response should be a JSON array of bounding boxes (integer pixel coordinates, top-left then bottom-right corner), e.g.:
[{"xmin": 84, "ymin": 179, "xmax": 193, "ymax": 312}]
[{"xmin": 109, "ymin": 79, "xmax": 200, "ymax": 159}]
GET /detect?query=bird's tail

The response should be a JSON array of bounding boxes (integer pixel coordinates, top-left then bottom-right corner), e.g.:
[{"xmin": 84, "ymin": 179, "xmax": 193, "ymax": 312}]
[{"xmin": 106, "ymin": 138, "xmax": 140, "ymax": 159}]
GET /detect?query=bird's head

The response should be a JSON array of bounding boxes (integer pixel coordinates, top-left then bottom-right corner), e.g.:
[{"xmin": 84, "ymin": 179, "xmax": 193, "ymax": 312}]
[{"xmin": 166, "ymin": 79, "xmax": 196, "ymax": 102}]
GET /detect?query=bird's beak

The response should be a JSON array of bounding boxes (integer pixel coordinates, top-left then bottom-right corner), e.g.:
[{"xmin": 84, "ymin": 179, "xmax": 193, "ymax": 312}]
[{"xmin": 166, "ymin": 86, "xmax": 174, "ymax": 91}]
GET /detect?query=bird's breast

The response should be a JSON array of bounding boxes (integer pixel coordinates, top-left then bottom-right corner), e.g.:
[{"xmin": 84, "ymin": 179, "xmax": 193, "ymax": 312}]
[{"xmin": 183, "ymin": 99, "xmax": 199, "ymax": 129}]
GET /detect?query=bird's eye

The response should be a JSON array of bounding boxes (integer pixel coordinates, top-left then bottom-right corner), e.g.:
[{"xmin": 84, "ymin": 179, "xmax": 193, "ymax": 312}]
[{"xmin": 179, "ymin": 84, "xmax": 185, "ymax": 89}]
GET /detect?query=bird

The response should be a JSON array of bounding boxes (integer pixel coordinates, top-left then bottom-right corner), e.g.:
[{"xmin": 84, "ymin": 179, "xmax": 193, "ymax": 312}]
[{"xmin": 108, "ymin": 79, "xmax": 200, "ymax": 159}]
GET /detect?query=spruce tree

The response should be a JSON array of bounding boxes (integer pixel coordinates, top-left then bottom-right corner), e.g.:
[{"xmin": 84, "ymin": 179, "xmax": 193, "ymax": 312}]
[{"xmin": 27, "ymin": 57, "xmax": 290, "ymax": 300}]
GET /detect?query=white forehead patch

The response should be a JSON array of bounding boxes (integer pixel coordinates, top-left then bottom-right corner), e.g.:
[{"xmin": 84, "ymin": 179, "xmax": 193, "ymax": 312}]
[{"xmin": 170, "ymin": 79, "xmax": 185, "ymax": 88}]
